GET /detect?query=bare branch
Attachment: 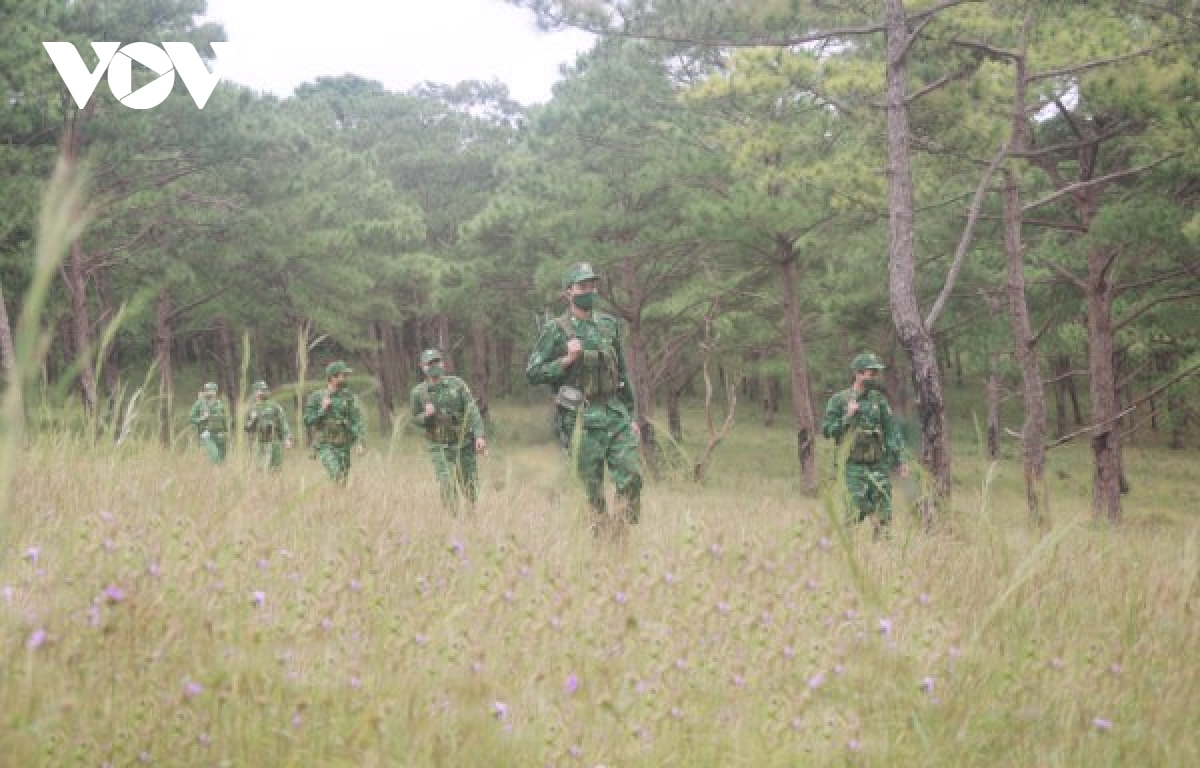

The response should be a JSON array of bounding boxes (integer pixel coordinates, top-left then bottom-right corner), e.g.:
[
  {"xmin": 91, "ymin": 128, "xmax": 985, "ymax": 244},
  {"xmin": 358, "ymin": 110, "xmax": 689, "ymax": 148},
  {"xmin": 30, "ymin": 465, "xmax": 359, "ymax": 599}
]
[
  {"xmin": 1034, "ymin": 257, "xmax": 1087, "ymax": 291},
  {"xmin": 1115, "ymin": 290, "xmax": 1200, "ymax": 330},
  {"xmin": 906, "ymin": 69, "xmax": 973, "ymax": 104},
  {"xmin": 951, "ymin": 39, "xmax": 1020, "ymax": 60},
  {"xmin": 977, "ymin": 214, "xmax": 1087, "ymax": 233},
  {"xmin": 1022, "ymin": 154, "xmax": 1180, "ymax": 213},
  {"xmin": 1027, "ymin": 44, "xmax": 1169, "ymax": 83},
  {"xmin": 925, "ymin": 144, "xmax": 1006, "ymax": 330}
]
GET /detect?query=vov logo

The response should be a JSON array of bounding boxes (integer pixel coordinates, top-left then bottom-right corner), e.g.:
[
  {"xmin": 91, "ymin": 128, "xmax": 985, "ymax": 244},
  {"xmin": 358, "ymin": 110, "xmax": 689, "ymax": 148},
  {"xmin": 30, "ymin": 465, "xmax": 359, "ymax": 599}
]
[{"xmin": 42, "ymin": 42, "xmax": 230, "ymax": 110}]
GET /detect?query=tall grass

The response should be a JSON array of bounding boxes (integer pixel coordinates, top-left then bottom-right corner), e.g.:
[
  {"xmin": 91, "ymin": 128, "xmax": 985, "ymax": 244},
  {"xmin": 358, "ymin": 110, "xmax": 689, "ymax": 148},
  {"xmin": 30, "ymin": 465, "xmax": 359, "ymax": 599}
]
[{"xmin": 2, "ymin": 403, "xmax": 1198, "ymax": 766}]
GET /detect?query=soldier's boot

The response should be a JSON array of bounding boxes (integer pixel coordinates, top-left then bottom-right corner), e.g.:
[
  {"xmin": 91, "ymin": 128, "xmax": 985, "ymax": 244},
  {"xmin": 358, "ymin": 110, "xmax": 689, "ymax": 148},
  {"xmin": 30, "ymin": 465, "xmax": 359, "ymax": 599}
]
[{"xmin": 618, "ymin": 494, "xmax": 640, "ymax": 526}]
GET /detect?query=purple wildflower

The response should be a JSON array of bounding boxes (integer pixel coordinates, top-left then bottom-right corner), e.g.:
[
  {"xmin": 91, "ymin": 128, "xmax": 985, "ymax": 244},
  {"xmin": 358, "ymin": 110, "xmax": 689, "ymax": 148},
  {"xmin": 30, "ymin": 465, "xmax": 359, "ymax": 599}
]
[
  {"xmin": 23, "ymin": 546, "xmax": 39, "ymax": 564},
  {"xmin": 27, "ymin": 628, "xmax": 47, "ymax": 650},
  {"xmin": 349, "ymin": 578, "xmax": 362, "ymax": 592},
  {"xmin": 103, "ymin": 585, "xmax": 126, "ymax": 603},
  {"xmin": 664, "ymin": 571, "xmax": 676, "ymax": 585},
  {"xmin": 818, "ymin": 537, "xmax": 832, "ymax": 550},
  {"xmin": 920, "ymin": 676, "xmax": 935, "ymax": 695},
  {"xmin": 184, "ymin": 680, "xmax": 203, "ymax": 698},
  {"xmin": 251, "ymin": 590, "xmax": 266, "ymax": 607},
  {"xmin": 808, "ymin": 672, "xmax": 826, "ymax": 690},
  {"xmin": 2, "ymin": 585, "xmax": 13, "ymax": 602},
  {"xmin": 878, "ymin": 617, "xmax": 893, "ymax": 636},
  {"xmin": 614, "ymin": 591, "xmax": 628, "ymax": 605},
  {"xmin": 564, "ymin": 673, "xmax": 579, "ymax": 694},
  {"xmin": 492, "ymin": 701, "xmax": 509, "ymax": 719},
  {"xmin": 1092, "ymin": 717, "xmax": 1113, "ymax": 732}
]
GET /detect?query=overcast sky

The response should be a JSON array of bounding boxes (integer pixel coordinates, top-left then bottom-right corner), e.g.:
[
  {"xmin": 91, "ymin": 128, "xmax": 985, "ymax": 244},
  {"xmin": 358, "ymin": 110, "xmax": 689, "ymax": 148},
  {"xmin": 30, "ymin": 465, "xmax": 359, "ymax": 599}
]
[{"xmin": 199, "ymin": 0, "xmax": 595, "ymax": 104}]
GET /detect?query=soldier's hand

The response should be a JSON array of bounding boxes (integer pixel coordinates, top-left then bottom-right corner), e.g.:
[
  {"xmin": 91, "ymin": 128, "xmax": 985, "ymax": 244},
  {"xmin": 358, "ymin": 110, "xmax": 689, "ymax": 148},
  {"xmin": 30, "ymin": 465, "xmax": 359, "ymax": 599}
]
[
  {"xmin": 355, "ymin": 443, "xmax": 365, "ymax": 455},
  {"xmin": 424, "ymin": 402, "xmax": 436, "ymax": 417},
  {"xmin": 846, "ymin": 398, "xmax": 860, "ymax": 418},
  {"xmin": 284, "ymin": 438, "xmax": 294, "ymax": 449},
  {"xmin": 321, "ymin": 395, "xmax": 332, "ymax": 410},
  {"xmin": 475, "ymin": 436, "xmax": 488, "ymax": 455},
  {"xmin": 564, "ymin": 338, "xmax": 582, "ymax": 363},
  {"xmin": 631, "ymin": 421, "xmax": 641, "ymax": 440},
  {"xmin": 898, "ymin": 463, "xmax": 910, "ymax": 479}
]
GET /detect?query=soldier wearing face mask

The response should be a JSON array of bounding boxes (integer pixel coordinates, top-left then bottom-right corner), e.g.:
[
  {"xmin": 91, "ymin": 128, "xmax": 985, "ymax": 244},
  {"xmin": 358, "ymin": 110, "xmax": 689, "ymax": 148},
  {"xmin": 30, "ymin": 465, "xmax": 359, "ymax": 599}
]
[
  {"xmin": 821, "ymin": 352, "xmax": 910, "ymax": 535},
  {"xmin": 526, "ymin": 262, "xmax": 643, "ymax": 539},
  {"xmin": 411, "ymin": 348, "xmax": 487, "ymax": 510}
]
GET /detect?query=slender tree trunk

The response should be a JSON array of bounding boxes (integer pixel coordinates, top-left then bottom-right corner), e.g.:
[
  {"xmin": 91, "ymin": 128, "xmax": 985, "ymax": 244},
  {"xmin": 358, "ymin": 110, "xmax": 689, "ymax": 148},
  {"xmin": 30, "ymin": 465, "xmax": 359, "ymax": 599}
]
[
  {"xmin": 94, "ymin": 266, "xmax": 120, "ymax": 398},
  {"xmin": 370, "ymin": 320, "xmax": 394, "ymax": 434},
  {"xmin": 0, "ymin": 282, "xmax": 15, "ymax": 380},
  {"xmin": 496, "ymin": 336, "xmax": 514, "ymax": 398},
  {"xmin": 778, "ymin": 243, "xmax": 818, "ymax": 493},
  {"xmin": 1003, "ymin": 167, "xmax": 1047, "ymax": 521},
  {"xmin": 214, "ymin": 316, "xmax": 238, "ymax": 426},
  {"xmin": 985, "ymin": 352, "xmax": 1001, "ymax": 461},
  {"xmin": 154, "ymin": 288, "xmax": 174, "ymax": 447},
  {"xmin": 1086, "ymin": 244, "xmax": 1122, "ymax": 522},
  {"xmin": 885, "ymin": 0, "xmax": 951, "ymax": 501},
  {"xmin": 65, "ymin": 240, "xmax": 98, "ymax": 414},
  {"xmin": 469, "ymin": 320, "xmax": 490, "ymax": 420},
  {"xmin": 1054, "ymin": 354, "xmax": 1069, "ymax": 438},
  {"xmin": 764, "ymin": 374, "xmax": 780, "ymax": 428},
  {"xmin": 434, "ymin": 313, "xmax": 450, "ymax": 357},
  {"xmin": 666, "ymin": 383, "xmax": 683, "ymax": 442}
]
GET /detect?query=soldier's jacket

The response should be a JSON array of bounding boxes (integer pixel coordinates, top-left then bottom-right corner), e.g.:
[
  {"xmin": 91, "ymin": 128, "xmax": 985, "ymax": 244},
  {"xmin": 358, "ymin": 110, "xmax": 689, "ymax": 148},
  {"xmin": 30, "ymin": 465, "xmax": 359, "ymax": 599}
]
[
  {"xmin": 821, "ymin": 388, "xmax": 907, "ymax": 468},
  {"xmin": 303, "ymin": 387, "xmax": 365, "ymax": 447},
  {"xmin": 244, "ymin": 400, "xmax": 292, "ymax": 443},
  {"xmin": 190, "ymin": 397, "xmax": 229, "ymax": 435},
  {"xmin": 410, "ymin": 375, "xmax": 484, "ymax": 445},
  {"xmin": 525, "ymin": 311, "xmax": 637, "ymax": 420}
]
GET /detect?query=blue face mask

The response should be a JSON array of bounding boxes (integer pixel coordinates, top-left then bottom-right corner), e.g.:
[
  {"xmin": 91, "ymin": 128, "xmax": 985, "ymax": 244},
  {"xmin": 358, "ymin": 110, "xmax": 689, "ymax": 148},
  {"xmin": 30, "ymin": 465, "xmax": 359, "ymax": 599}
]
[
  {"xmin": 571, "ymin": 292, "xmax": 597, "ymax": 311},
  {"xmin": 426, "ymin": 364, "xmax": 444, "ymax": 378}
]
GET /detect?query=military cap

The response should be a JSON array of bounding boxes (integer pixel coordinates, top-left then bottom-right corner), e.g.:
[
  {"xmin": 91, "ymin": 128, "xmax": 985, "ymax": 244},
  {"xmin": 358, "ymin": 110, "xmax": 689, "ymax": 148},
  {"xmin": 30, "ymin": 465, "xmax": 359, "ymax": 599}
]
[
  {"xmin": 253, "ymin": 380, "xmax": 269, "ymax": 392},
  {"xmin": 203, "ymin": 381, "xmax": 218, "ymax": 393},
  {"xmin": 851, "ymin": 352, "xmax": 886, "ymax": 372},
  {"xmin": 561, "ymin": 261, "xmax": 599, "ymax": 289},
  {"xmin": 420, "ymin": 349, "xmax": 443, "ymax": 365},
  {"xmin": 325, "ymin": 361, "xmax": 352, "ymax": 377}
]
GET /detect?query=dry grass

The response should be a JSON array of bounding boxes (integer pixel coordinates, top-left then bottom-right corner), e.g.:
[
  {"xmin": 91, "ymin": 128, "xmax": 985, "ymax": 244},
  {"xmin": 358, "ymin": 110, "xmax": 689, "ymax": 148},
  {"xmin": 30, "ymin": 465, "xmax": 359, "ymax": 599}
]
[{"xmin": 2, "ymin": 403, "xmax": 1198, "ymax": 767}]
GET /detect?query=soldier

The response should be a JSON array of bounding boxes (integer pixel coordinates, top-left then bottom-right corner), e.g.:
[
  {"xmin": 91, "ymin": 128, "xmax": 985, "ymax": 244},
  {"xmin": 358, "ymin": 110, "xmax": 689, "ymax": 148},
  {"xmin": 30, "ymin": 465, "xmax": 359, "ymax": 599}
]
[
  {"xmin": 411, "ymin": 348, "xmax": 488, "ymax": 509},
  {"xmin": 526, "ymin": 262, "xmax": 643, "ymax": 537},
  {"xmin": 244, "ymin": 380, "xmax": 293, "ymax": 471},
  {"xmin": 821, "ymin": 352, "xmax": 910, "ymax": 536},
  {"xmin": 190, "ymin": 381, "xmax": 229, "ymax": 465},
  {"xmin": 303, "ymin": 361, "xmax": 365, "ymax": 484}
]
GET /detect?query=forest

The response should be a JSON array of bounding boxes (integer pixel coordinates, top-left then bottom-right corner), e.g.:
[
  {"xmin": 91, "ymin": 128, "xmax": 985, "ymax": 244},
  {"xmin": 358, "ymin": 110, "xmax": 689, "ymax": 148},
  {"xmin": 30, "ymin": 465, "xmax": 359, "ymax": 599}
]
[{"xmin": 3, "ymin": 0, "xmax": 1199, "ymax": 522}]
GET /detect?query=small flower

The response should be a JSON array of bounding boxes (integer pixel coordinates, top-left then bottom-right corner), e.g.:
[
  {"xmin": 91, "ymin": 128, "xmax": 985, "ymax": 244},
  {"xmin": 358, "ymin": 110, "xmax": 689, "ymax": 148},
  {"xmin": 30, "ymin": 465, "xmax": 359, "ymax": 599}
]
[
  {"xmin": 614, "ymin": 591, "xmax": 628, "ymax": 605},
  {"xmin": 550, "ymin": 616, "xmax": 565, "ymax": 630},
  {"xmin": 878, "ymin": 617, "xmax": 893, "ymax": 636},
  {"xmin": 1109, "ymin": 663, "xmax": 1122, "ymax": 675},
  {"xmin": 197, "ymin": 732, "xmax": 211, "ymax": 747},
  {"xmin": 349, "ymin": 578, "xmax": 362, "ymax": 592},
  {"xmin": 414, "ymin": 633, "xmax": 428, "ymax": 646},
  {"xmin": 806, "ymin": 578, "xmax": 820, "ymax": 591},
  {"xmin": 564, "ymin": 673, "xmax": 579, "ymax": 694},
  {"xmin": 183, "ymin": 680, "xmax": 203, "ymax": 697},
  {"xmin": 257, "ymin": 558, "xmax": 270, "ymax": 570},
  {"xmin": 807, "ymin": 672, "xmax": 825, "ymax": 690},
  {"xmin": 103, "ymin": 585, "xmax": 126, "ymax": 604},
  {"xmin": 783, "ymin": 645, "xmax": 796, "ymax": 659},
  {"xmin": 1092, "ymin": 717, "xmax": 1113, "ymax": 732},
  {"xmin": 251, "ymin": 590, "xmax": 266, "ymax": 607},
  {"xmin": 349, "ymin": 676, "xmax": 362, "ymax": 689},
  {"xmin": 103, "ymin": 538, "xmax": 117, "ymax": 552},
  {"xmin": 320, "ymin": 617, "xmax": 333, "ymax": 631},
  {"xmin": 716, "ymin": 600, "xmax": 731, "ymax": 614},
  {"xmin": 920, "ymin": 676, "xmax": 935, "ymax": 695},
  {"xmin": 918, "ymin": 592, "xmax": 931, "ymax": 605},
  {"xmin": 291, "ymin": 712, "xmax": 303, "ymax": 728},
  {"xmin": 833, "ymin": 663, "xmax": 845, "ymax": 675},
  {"xmin": 503, "ymin": 589, "xmax": 515, "ymax": 602},
  {"xmin": 663, "ymin": 571, "xmax": 676, "ymax": 585},
  {"xmin": 674, "ymin": 657, "xmax": 688, "ymax": 671},
  {"xmin": 472, "ymin": 660, "xmax": 484, "ymax": 674},
  {"xmin": 709, "ymin": 543, "xmax": 723, "ymax": 556},
  {"xmin": 492, "ymin": 700, "xmax": 509, "ymax": 719},
  {"xmin": 449, "ymin": 540, "xmax": 464, "ymax": 556},
  {"xmin": 568, "ymin": 745, "xmax": 583, "ymax": 758},
  {"xmin": 2, "ymin": 585, "xmax": 13, "ymax": 602},
  {"xmin": 818, "ymin": 537, "xmax": 832, "ymax": 550},
  {"xmin": 732, "ymin": 673, "xmax": 745, "ymax": 687},
  {"xmin": 146, "ymin": 562, "xmax": 161, "ymax": 578},
  {"xmin": 670, "ymin": 707, "xmax": 684, "ymax": 719},
  {"xmin": 847, "ymin": 738, "xmax": 862, "ymax": 751},
  {"xmin": 27, "ymin": 628, "xmax": 47, "ymax": 650},
  {"xmin": 23, "ymin": 546, "xmax": 39, "ymax": 564},
  {"xmin": 1050, "ymin": 657, "xmax": 1065, "ymax": 669}
]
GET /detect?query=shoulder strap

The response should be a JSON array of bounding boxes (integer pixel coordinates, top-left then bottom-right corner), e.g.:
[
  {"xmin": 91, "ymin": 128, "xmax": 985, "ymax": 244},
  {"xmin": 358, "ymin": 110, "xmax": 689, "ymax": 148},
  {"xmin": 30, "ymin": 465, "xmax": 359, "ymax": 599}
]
[{"xmin": 555, "ymin": 314, "xmax": 576, "ymax": 340}]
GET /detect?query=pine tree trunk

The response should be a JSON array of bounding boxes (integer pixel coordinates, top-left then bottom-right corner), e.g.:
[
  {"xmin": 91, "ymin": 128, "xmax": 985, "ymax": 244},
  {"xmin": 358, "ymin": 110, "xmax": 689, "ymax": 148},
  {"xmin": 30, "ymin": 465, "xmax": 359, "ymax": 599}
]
[
  {"xmin": 0, "ymin": 282, "xmax": 15, "ymax": 380},
  {"xmin": 470, "ymin": 320, "xmax": 491, "ymax": 420},
  {"xmin": 65, "ymin": 240, "xmax": 98, "ymax": 414},
  {"xmin": 778, "ymin": 243, "xmax": 818, "ymax": 493},
  {"xmin": 985, "ymin": 356, "xmax": 1001, "ymax": 461},
  {"xmin": 885, "ymin": 0, "xmax": 951, "ymax": 503},
  {"xmin": 1003, "ymin": 166, "xmax": 1047, "ymax": 522},
  {"xmin": 154, "ymin": 288, "xmax": 174, "ymax": 447},
  {"xmin": 1086, "ymin": 244, "xmax": 1122, "ymax": 522},
  {"xmin": 370, "ymin": 320, "xmax": 394, "ymax": 434},
  {"xmin": 1054, "ymin": 354, "xmax": 1069, "ymax": 438},
  {"xmin": 214, "ymin": 316, "xmax": 239, "ymax": 426}
]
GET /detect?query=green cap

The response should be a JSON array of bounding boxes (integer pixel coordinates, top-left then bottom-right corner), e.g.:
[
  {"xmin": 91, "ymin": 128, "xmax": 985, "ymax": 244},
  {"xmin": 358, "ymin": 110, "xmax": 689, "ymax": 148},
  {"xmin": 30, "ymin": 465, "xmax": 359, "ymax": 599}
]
[
  {"xmin": 203, "ymin": 381, "xmax": 218, "ymax": 393},
  {"xmin": 561, "ymin": 261, "xmax": 599, "ymax": 289},
  {"xmin": 851, "ymin": 352, "xmax": 886, "ymax": 372},
  {"xmin": 420, "ymin": 349, "xmax": 443, "ymax": 365},
  {"xmin": 325, "ymin": 361, "xmax": 352, "ymax": 377},
  {"xmin": 253, "ymin": 380, "xmax": 269, "ymax": 392}
]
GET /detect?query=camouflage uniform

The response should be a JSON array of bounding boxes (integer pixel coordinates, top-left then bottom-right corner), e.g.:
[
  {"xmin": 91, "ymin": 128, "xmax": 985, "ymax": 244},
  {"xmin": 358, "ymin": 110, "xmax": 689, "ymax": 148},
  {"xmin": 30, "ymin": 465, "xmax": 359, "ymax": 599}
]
[
  {"xmin": 411, "ymin": 349, "xmax": 486, "ymax": 507},
  {"xmin": 244, "ymin": 380, "xmax": 292, "ymax": 471},
  {"xmin": 303, "ymin": 361, "xmax": 365, "ymax": 484},
  {"xmin": 190, "ymin": 382, "xmax": 228, "ymax": 465},
  {"xmin": 526, "ymin": 263, "xmax": 643, "ymax": 530},
  {"xmin": 821, "ymin": 353, "xmax": 908, "ymax": 528}
]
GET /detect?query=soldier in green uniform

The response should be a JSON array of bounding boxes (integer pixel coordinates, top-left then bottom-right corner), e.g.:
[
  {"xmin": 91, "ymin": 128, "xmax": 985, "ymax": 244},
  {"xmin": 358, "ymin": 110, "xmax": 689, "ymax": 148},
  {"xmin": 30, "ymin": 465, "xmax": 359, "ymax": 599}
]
[
  {"xmin": 526, "ymin": 262, "xmax": 643, "ymax": 536},
  {"xmin": 303, "ymin": 361, "xmax": 365, "ymax": 484},
  {"xmin": 244, "ymin": 380, "xmax": 293, "ymax": 471},
  {"xmin": 410, "ymin": 348, "xmax": 488, "ymax": 509},
  {"xmin": 821, "ymin": 352, "xmax": 910, "ymax": 535},
  {"xmin": 190, "ymin": 381, "xmax": 229, "ymax": 465}
]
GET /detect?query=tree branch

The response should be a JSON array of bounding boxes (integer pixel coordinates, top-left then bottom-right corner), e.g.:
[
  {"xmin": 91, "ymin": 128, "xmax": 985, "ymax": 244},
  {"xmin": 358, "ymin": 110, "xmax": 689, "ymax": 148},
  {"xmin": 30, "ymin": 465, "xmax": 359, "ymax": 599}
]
[
  {"xmin": 1022, "ymin": 154, "xmax": 1180, "ymax": 213},
  {"xmin": 905, "ymin": 69, "xmax": 973, "ymax": 104},
  {"xmin": 925, "ymin": 144, "xmax": 1006, "ymax": 329},
  {"xmin": 1115, "ymin": 290, "xmax": 1200, "ymax": 330},
  {"xmin": 1027, "ymin": 44, "xmax": 1169, "ymax": 83},
  {"xmin": 1034, "ymin": 257, "xmax": 1086, "ymax": 291}
]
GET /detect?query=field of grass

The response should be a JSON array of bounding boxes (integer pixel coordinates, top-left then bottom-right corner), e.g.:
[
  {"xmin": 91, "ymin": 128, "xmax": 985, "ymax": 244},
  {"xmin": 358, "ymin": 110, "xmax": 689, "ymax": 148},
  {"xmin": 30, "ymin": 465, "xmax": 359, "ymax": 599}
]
[{"xmin": 2, "ymin": 401, "xmax": 1198, "ymax": 767}]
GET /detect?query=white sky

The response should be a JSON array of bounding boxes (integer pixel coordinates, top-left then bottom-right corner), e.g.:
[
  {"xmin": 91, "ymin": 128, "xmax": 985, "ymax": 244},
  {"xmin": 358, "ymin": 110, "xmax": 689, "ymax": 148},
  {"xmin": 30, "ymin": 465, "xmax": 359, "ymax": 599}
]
[{"xmin": 199, "ymin": 0, "xmax": 595, "ymax": 104}]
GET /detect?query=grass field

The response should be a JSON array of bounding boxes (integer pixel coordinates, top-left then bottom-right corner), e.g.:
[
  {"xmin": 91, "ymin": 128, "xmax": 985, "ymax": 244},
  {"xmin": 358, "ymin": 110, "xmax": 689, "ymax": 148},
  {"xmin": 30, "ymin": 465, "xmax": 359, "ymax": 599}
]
[{"xmin": 2, "ymin": 401, "xmax": 1198, "ymax": 767}]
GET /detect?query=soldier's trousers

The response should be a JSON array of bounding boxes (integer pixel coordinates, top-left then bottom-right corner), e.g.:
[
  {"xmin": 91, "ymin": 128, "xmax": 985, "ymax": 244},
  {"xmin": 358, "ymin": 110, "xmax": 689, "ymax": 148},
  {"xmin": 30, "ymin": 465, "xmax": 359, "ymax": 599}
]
[
  {"xmin": 569, "ymin": 409, "xmax": 642, "ymax": 525},
  {"xmin": 253, "ymin": 441, "xmax": 283, "ymax": 471},
  {"xmin": 316, "ymin": 444, "xmax": 352, "ymax": 484},
  {"xmin": 200, "ymin": 433, "xmax": 227, "ymax": 465},
  {"xmin": 844, "ymin": 461, "xmax": 893, "ymax": 525},
  {"xmin": 429, "ymin": 442, "xmax": 479, "ymax": 507}
]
